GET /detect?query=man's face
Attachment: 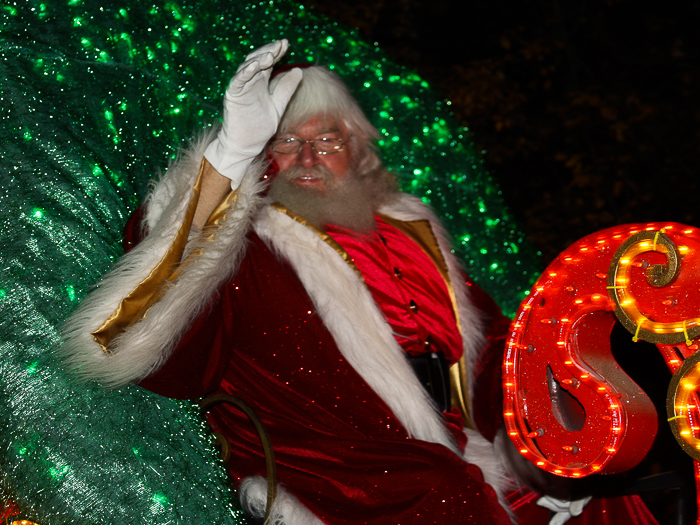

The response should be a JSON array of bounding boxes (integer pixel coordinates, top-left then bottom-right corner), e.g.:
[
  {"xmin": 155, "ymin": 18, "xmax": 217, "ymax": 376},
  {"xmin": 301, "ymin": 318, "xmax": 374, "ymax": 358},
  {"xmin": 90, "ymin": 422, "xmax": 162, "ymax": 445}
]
[{"xmin": 270, "ymin": 115, "xmax": 351, "ymax": 192}]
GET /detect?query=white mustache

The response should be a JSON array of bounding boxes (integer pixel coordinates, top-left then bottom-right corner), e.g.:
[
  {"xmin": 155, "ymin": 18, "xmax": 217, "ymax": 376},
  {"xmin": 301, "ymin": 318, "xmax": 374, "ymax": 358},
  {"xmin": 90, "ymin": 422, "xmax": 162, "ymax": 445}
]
[{"xmin": 279, "ymin": 164, "xmax": 335, "ymax": 183}]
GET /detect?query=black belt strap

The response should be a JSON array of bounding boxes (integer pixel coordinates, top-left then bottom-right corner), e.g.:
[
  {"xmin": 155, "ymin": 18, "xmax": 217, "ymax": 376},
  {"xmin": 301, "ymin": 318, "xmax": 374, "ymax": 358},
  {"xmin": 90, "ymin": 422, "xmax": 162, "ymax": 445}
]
[{"xmin": 407, "ymin": 351, "xmax": 451, "ymax": 412}]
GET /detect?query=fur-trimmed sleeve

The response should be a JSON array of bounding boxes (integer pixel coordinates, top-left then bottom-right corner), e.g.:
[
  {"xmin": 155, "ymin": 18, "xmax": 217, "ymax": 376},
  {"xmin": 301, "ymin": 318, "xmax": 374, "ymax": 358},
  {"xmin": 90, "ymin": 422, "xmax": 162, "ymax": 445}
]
[{"xmin": 60, "ymin": 137, "xmax": 268, "ymax": 387}]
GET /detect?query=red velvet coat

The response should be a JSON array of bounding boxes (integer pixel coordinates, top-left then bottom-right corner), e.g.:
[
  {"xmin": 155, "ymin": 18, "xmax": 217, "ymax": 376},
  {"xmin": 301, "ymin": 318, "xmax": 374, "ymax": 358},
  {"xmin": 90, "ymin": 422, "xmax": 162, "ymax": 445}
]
[
  {"xmin": 139, "ymin": 227, "xmax": 513, "ymax": 524},
  {"xmin": 134, "ymin": 211, "xmax": 658, "ymax": 525},
  {"xmin": 64, "ymin": 149, "xmax": 659, "ymax": 523}
]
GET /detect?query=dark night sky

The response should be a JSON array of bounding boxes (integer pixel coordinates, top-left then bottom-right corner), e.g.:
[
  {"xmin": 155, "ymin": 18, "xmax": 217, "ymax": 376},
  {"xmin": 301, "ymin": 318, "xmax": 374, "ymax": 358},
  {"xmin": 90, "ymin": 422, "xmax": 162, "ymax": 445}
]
[{"xmin": 308, "ymin": 0, "xmax": 700, "ymax": 262}]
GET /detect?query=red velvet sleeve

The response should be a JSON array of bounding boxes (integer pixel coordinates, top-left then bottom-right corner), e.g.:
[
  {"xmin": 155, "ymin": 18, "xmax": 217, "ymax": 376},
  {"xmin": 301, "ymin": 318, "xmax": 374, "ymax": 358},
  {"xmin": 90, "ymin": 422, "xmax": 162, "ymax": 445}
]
[
  {"xmin": 467, "ymin": 279, "xmax": 512, "ymax": 442},
  {"xmin": 137, "ymin": 293, "xmax": 234, "ymax": 400}
]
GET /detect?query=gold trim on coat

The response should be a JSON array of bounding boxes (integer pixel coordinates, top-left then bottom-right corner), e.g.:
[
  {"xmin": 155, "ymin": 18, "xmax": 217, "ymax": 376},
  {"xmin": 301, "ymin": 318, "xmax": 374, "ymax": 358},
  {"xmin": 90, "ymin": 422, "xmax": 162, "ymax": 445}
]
[
  {"xmin": 379, "ymin": 215, "xmax": 474, "ymax": 430},
  {"xmin": 92, "ymin": 160, "xmax": 238, "ymax": 353}
]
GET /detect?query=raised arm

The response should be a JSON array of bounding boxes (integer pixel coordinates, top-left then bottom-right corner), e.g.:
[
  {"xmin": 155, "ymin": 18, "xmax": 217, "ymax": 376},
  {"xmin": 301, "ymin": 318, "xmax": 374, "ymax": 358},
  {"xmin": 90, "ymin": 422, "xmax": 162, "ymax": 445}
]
[
  {"xmin": 193, "ymin": 39, "xmax": 302, "ymax": 230},
  {"xmin": 61, "ymin": 41, "xmax": 302, "ymax": 385}
]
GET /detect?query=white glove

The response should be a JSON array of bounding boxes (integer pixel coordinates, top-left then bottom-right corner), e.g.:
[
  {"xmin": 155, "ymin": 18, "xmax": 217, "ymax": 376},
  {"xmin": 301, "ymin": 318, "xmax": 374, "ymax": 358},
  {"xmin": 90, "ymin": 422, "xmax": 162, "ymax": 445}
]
[
  {"xmin": 203, "ymin": 39, "xmax": 302, "ymax": 189},
  {"xmin": 537, "ymin": 495, "xmax": 592, "ymax": 525}
]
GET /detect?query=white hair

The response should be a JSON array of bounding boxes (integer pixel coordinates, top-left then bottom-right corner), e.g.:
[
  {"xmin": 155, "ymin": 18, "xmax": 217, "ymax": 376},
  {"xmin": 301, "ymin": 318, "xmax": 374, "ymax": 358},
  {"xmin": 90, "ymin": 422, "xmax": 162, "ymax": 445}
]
[{"xmin": 272, "ymin": 66, "xmax": 385, "ymax": 177}]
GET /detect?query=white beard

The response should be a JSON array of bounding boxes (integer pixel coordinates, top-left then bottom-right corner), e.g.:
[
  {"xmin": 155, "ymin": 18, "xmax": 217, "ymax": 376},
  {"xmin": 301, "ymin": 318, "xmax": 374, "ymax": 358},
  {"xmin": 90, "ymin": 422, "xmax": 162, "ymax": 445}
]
[{"xmin": 267, "ymin": 164, "xmax": 397, "ymax": 233}]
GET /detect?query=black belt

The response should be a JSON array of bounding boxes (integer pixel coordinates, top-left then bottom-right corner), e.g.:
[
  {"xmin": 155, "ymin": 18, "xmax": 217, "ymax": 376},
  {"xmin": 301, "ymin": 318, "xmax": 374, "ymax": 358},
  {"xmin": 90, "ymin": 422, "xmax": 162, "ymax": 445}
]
[{"xmin": 407, "ymin": 351, "xmax": 451, "ymax": 412}]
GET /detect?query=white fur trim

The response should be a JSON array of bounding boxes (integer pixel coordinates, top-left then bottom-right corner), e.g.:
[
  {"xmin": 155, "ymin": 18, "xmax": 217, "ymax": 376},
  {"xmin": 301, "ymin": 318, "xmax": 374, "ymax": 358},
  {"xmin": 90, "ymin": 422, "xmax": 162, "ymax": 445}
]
[
  {"xmin": 254, "ymin": 206, "xmax": 459, "ymax": 452},
  {"xmin": 239, "ymin": 476, "xmax": 324, "ymax": 525},
  {"xmin": 463, "ymin": 428, "xmax": 514, "ymax": 503},
  {"xmin": 60, "ymin": 139, "xmax": 268, "ymax": 386},
  {"xmin": 142, "ymin": 129, "xmax": 216, "ymax": 230}
]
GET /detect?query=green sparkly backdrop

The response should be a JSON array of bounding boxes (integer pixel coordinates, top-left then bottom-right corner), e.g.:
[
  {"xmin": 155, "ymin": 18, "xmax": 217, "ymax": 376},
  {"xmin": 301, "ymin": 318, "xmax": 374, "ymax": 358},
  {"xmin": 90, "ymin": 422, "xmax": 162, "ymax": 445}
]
[{"xmin": 0, "ymin": 0, "xmax": 541, "ymax": 522}]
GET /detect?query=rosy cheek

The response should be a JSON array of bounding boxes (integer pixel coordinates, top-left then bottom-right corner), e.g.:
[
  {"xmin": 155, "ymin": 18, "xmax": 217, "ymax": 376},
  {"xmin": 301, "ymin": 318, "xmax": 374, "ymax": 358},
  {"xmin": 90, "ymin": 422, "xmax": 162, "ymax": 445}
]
[{"xmin": 327, "ymin": 155, "xmax": 350, "ymax": 177}]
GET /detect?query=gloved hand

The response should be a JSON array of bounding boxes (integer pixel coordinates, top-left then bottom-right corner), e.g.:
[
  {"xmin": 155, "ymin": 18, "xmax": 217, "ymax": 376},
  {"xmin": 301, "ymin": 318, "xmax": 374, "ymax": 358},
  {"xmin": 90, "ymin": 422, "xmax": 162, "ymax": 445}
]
[
  {"xmin": 537, "ymin": 495, "xmax": 592, "ymax": 525},
  {"xmin": 203, "ymin": 39, "xmax": 302, "ymax": 189}
]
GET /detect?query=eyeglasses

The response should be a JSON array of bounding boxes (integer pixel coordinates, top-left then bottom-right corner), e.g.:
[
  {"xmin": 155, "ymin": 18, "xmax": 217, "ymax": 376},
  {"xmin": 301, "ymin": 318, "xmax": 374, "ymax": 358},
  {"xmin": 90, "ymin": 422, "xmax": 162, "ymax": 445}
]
[{"xmin": 270, "ymin": 137, "xmax": 346, "ymax": 155}]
